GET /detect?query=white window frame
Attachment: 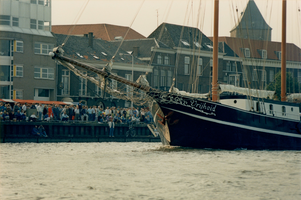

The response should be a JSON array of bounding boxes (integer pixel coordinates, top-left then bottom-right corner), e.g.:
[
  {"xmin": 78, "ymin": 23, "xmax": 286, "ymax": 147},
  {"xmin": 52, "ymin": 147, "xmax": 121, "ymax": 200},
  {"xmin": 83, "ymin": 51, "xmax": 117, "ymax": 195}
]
[
  {"xmin": 153, "ymin": 69, "xmax": 158, "ymax": 87},
  {"xmin": 12, "ymin": 17, "xmax": 19, "ymax": 27},
  {"xmin": 61, "ymin": 69, "xmax": 70, "ymax": 95},
  {"xmin": 125, "ymin": 74, "xmax": 132, "ymax": 97},
  {"xmin": 197, "ymin": 58, "xmax": 203, "ymax": 76},
  {"xmin": 252, "ymin": 69, "xmax": 258, "ymax": 81},
  {"xmin": 34, "ymin": 67, "xmax": 54, "ymax": 80},
  {"xmin": 15, "ymin": 90, "xmax": 23, "ymax": 99},
  {"xmin": 269, "ymin": 70, "xmax": 275, "ymax": 82},
  {"xmin": 30, "ymin": 19, "xmax": 37, "ymax": 29},
  {"xmin": 261, "ymin": 70, "xmax": 267, "ymax": 82},
  {"xmin": 79, "ymin": 71, "xmax": 87, "ymax": 96},
  {"xmin": 167, "ymin": 71, "xmax": 172, "ymax": 86},
  {"xmin": 95, "ymin": 75, "xmax": 103, "ymax": 97},
  {"xmin": 262, "ymin": 50, "xmax": 267, "ymax": 59},
  {"xmin": 15, "ymin": 65, "xmax": 23, "ymax": 77},
  {"xmin": 38, "ymin": 20, "xmax": 44, "ymax": 30},
  {"xmin": 164, "ymin": 56, "xmax": 169, "ymax": 65},
  {"xmin": 16, "ymin": 41, "xmax": 23, "ymax": 53},
  {"xmin": 157, "ymin": 55, "xmax": 162, "ymax": 64},
  {"xmin": 298, "ymin": 70, "xmax": 301, "ymax": 83},
  {"xmin": 184, "ymin": 56, "xmax": 190, "ymax": 75},
  {"xmin": 242, "ymin": 67, "xmax": 248, "ymax": 81},
  {"xmin": 160, "ymin": 70, "xmax": 166, "ymax": 87},
  {"xmin": 34, "ymin": 42, "xmax": 54, "ymax": 55},
  {"xmin": 181, "ymin": 40, "xmax": 190, "ymax": 46},
  {"xmin": 0, "ymin": 15, "xmax": 10, "ymax": 25},
  {"xmin": 244, "ymin": 48, "xmax": 250, "ymax": 58}
]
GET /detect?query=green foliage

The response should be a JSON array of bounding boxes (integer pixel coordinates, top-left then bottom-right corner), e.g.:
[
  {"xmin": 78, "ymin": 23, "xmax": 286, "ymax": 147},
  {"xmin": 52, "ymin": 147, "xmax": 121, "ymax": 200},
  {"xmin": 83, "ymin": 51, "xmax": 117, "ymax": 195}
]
[{"xmin": 267, "ymin": 71, "xmax": 301, "ymax": 100}]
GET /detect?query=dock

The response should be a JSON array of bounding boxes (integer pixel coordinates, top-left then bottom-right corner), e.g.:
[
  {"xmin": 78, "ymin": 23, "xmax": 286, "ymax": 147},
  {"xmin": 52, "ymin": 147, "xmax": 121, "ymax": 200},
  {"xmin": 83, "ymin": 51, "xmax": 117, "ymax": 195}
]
[{"xmin": 0, "ymin": 121, "xmax": 161, "ymax": 143}]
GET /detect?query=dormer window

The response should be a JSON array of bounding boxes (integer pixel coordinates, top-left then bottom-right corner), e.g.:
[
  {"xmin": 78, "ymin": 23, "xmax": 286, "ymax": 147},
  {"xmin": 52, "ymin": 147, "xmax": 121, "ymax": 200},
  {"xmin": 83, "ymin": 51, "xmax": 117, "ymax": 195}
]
[
  {"xmin": 243, "ymin": 48, "xmax": 250, "ymax": 58},
  {"xmin": 262, "ymin": 50, "xmax": 267, "ymax": 59},
  {"xmin": 194, "ymin": 41, "xmax": 202, "ymax": 48},
  {"xmin": 181, "ymin": 40, "xmax": 190, "ymax": 46}
]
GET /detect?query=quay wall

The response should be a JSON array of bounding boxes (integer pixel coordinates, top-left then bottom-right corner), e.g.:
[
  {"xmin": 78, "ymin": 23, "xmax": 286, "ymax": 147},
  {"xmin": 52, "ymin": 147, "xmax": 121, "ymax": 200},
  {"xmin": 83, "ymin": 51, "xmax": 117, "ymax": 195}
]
[{"xmin": 0, "ymin": 122, "xmax": 161, "ymax": 143}]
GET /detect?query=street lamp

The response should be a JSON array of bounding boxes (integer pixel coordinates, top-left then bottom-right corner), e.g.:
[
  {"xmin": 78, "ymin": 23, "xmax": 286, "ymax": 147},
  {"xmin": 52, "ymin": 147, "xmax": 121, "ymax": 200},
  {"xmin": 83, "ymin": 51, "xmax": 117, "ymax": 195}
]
[{"xmin": 119, "ymin": 53, "xmax": 134, "ymax": 113}]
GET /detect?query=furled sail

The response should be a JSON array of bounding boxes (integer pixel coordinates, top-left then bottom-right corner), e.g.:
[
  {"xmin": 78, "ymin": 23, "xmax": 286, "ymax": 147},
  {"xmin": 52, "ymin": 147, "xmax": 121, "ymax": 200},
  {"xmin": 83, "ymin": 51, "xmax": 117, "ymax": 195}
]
[{"xmin": 219, "ymin": 84, "xmax": 275, "ymax": 99}]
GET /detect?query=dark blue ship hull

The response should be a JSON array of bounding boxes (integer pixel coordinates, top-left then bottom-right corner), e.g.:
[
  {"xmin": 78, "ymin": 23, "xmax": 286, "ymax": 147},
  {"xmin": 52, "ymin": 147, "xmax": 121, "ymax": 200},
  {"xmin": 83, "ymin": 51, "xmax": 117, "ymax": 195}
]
[{"xmin": 149, "ymin": 91, "xmax": 301, "ymax": 150}]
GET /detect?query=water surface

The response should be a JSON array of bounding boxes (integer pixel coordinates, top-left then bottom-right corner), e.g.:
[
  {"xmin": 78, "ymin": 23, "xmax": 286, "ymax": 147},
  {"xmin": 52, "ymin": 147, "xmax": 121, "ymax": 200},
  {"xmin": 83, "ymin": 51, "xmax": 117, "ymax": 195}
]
[{"xmin": 0, "ymin": 142, "xmax": 300, "ymax": 200}]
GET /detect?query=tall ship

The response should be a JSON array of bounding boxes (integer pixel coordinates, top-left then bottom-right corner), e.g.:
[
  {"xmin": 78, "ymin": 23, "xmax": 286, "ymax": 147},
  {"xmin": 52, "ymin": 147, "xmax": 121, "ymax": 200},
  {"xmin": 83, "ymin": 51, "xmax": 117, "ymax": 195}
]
[{"xmin": 50, "ymin": 0, "xmax": 301, "ymax": 150}]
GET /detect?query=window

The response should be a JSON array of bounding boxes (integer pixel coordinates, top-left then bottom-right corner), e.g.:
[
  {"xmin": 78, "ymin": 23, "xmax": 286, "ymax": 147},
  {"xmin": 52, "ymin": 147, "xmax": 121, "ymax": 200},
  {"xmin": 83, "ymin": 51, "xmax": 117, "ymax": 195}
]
[
  {"xmin": 269, "ymin": 104, "xmax": 273, "ymax": 114},
  {"xmin": 194, "ymin": 41, "xmax": 202, "ymax": 48},
  {"xmin": 181, "ymin": 40, "xmax": 190, "ymax": 46},
  {"xmin": 79, "ymin": 71, "xmax": 87, "ymax": 96},
  {"xmin": 13, "ymin": 90, "xmax": 23, "ymax": 99},
  {"xmin": 0, "ymin": 40, "xmax": 11, "ymax": 56},
  {"xmin": 167, "ymin": 71, "xmax": 172, "ymax": 86},
  {"xmin": 184, "ymin": 56, "xmax": 190, "ymax": 75},
  {"xmin": 297, "ymin": 70, "xmax": 301, "ymax": 83},
  {"xmin": 38, "ymin": 89, "xmax": 49, "ymax": 97},
  {"xmin": 61, "ymin": 70, "xmax": 69, "ymax": 95},
  {"xmin": 226, "ymin": 61, "xmax": 230, "ymax": 71},
  {"xmin": 231, "ymin": 62, "xmax": 237, "ymax": 72},
  {"xmin": 160, "ymin": 70, "xmax": 166, "ymax": 87},
  {"xmin": 197, "ymin": 58, "xmax": 203, "ymax": 76},
  {"xmin": 242, "ymin": 67, "xmax": 248, "ymax": 81},
  {"xmin": 110, "ymin": 73, "xmax": 117, "ymax": 97},
  {"xmin": 0, "ymin": 66, "xmax": 10, "ymax": 81},
  {"xmin": 261, "ymin": 70, "xmax": 266, "ymax": 82},
  {"xmin": 34, "ymin": 42, "xmax": 54, "ymax": 55},
  {"xmin": 0, "ymin": 15, "xmax": 10, "ymax": 25},
  {"xmin": 34, "ymin": 67, "xmax": 54, "ymax": 79},
  {"xmin": 38, "ymin": 21, "xmax": 44, "ymax": 30},
  {"xmin": 30, "ymin": 19, "xmax": 37, "ymax": 29},
  {"xmin": 154, "ymin": 69, "xmax": 158, "ymax": 87},
  {"xmin": 95, "ymin": 75, "xmax": 103, "ymax": 97},
  {"xmin": 38, "ymin": 0, "xmax": 44, "ymax": 5},
  {"xmin": 164, "ymin": 56, "xmax": 169, "ymax": 65},
  {"xmin": 262, "ymin": 50, "xmax": 267, "ymax": 59},
  {"xmin": 252, "ymin": 69, "xmax": 258, "ymax": 81},
  {"xmin": 12, "ymin": 17, "xmax": 19, "ymax": 27},
  {"xmin": 269, "ymin": 70, "xmax": 275, "ymax": 82},
  {"xmin": 244, "ymin": 48, "xmax": 250, "ymax": 58},
  {"xmin": 31, "ymin": 0, "xmax": 37, "ymax": 3},
  {"xmin": 125, "ymin": 74, "xmax": 132, "ymax": 97},
  {"xmin": 275, "ymin": 51, "xmax": 281, "ymax": 60},
  {"xmin": 157, "ymin": 55, "xmax": 162, "ymax": 64},
  {"xmin": 282, "ymin": 106, "xmax": 286, "ymax": 116},
  {"xmin": 13, "ymin": 65, "xmax": 23, "ymax": 77},
  {"xmin": 15, "ymin": 41, "xmax": 23, "ymax": 53}
]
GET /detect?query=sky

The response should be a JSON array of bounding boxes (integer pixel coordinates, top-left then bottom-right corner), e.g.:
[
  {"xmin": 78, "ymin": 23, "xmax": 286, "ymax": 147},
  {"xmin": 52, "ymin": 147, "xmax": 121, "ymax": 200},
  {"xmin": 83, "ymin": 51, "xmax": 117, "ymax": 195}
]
[{"xmin": 51, "ymin": 0, "xmax": 301, "ymax": 47}]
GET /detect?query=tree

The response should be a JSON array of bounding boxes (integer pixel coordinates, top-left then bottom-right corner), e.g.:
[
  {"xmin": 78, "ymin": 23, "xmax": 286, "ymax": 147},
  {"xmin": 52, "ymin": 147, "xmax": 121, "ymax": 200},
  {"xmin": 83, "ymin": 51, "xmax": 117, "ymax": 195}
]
[{"xmin": 267, "ymin": 71, "xmax": 301, "ymax": 100}]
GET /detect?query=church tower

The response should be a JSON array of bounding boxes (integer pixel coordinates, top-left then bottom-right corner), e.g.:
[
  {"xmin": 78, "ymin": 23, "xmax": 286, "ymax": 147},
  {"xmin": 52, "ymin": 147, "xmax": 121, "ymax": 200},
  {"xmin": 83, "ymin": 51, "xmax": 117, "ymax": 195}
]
[{"xmin": 230, "ymin": 0, "xmax": 272, "ymax": 41}]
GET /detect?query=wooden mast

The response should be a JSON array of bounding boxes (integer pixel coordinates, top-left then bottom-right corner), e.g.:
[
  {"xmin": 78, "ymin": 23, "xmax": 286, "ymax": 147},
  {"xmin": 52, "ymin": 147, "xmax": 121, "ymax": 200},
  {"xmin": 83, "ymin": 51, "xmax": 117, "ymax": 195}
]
[
  {"xmin": 212, "ymin": 0, "xmax": 219, "ymax": 102},
  {"xmin": 281, "ymin": 0, "xmax": 287, "ymax": 102}
]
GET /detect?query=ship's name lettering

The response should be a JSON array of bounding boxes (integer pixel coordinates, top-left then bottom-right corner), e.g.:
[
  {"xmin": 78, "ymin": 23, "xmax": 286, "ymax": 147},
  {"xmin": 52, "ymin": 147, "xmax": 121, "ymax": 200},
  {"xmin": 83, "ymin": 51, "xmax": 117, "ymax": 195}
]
[{"xmin": 190, "ymin": 100, "xmax": 216, "ymax": 112}]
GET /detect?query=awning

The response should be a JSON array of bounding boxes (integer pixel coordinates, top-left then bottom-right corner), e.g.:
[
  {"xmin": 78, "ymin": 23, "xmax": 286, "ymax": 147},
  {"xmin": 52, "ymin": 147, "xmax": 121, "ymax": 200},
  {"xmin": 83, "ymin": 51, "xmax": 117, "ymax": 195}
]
[
  {"xmin": 12, "ymin": 99, "xmax": 72, "ymax": 105},
  {"xmin": 0, "ymin": 99, "xmax": 16, "ymax": 103}
]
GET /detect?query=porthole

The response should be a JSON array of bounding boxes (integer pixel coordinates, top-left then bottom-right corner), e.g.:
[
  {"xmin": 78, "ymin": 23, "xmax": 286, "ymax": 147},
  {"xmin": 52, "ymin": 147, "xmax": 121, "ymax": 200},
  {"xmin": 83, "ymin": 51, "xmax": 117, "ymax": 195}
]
[{"xmin": 234, "ymin": 100, "xmax": 237, "ymax": 104}]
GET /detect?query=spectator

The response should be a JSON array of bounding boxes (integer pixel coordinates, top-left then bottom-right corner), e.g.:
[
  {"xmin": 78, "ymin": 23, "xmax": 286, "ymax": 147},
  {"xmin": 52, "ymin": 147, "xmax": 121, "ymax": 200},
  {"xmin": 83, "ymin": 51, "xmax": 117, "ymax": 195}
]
[
  {"xmin": 22, "ymin": 103, "xmax": 27, "ymax": 113},
  {"xmin": 38, "ymin": 125, "xmax": 48, "ymax": 137},
  {"xmin": 2, "ymin": 111, "xmax": 9, "ymax": 121},
  {"xmin": 81, "ymin": 106, "xmax": 88, "ymax": 122},
  {"xmin": 108, "ymin": 117, "xmax": 115, "ymax": 137},
  {"xmin": 78, "ymin": 100, "xmax": 83, "ymax": 119},
  {"xmin": 37, "ymin": 103, "xmax": 43, "ymax": 121},
  {"xmin": 74, "ymin": 105, "xmax": 80, "ymax": 121},
  {"xmin": 29, "ymin": 113, "xmax": 37, "ymax": 122},
  {"xmin": 61, "ymin": 111, "xmax": 69, "ymax": 122},
  {"xmin": 32, "ymin": 126, "xmax": 40, "ymax": 136}
]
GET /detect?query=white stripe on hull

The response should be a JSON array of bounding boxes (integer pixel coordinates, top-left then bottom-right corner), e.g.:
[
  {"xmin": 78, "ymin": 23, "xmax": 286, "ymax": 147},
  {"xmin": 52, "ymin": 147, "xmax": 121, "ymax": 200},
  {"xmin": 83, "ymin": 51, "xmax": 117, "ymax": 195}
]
[{"xmin": 162, "ymin": 106, "xmax": 301, "ymax": 139}]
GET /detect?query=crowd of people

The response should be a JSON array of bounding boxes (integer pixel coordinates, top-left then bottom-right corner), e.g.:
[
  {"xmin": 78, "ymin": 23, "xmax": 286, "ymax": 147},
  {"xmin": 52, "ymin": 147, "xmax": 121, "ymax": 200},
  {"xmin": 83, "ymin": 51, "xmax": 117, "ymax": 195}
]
[{"xmin": 0, "ymin": 100, "xmax": 154, "ymax": 125}]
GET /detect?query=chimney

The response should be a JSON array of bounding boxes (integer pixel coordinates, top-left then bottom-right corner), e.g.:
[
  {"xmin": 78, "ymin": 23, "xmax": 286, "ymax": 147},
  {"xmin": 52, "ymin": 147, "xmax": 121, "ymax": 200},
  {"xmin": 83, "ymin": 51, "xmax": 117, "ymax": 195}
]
[
  {"xmin": 133, "ymin": 46, "xmax": 139, "ymax": 57},
  {"xmin": 88, "ymin": 32, "xmax": 93, "ymax": 48}
]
